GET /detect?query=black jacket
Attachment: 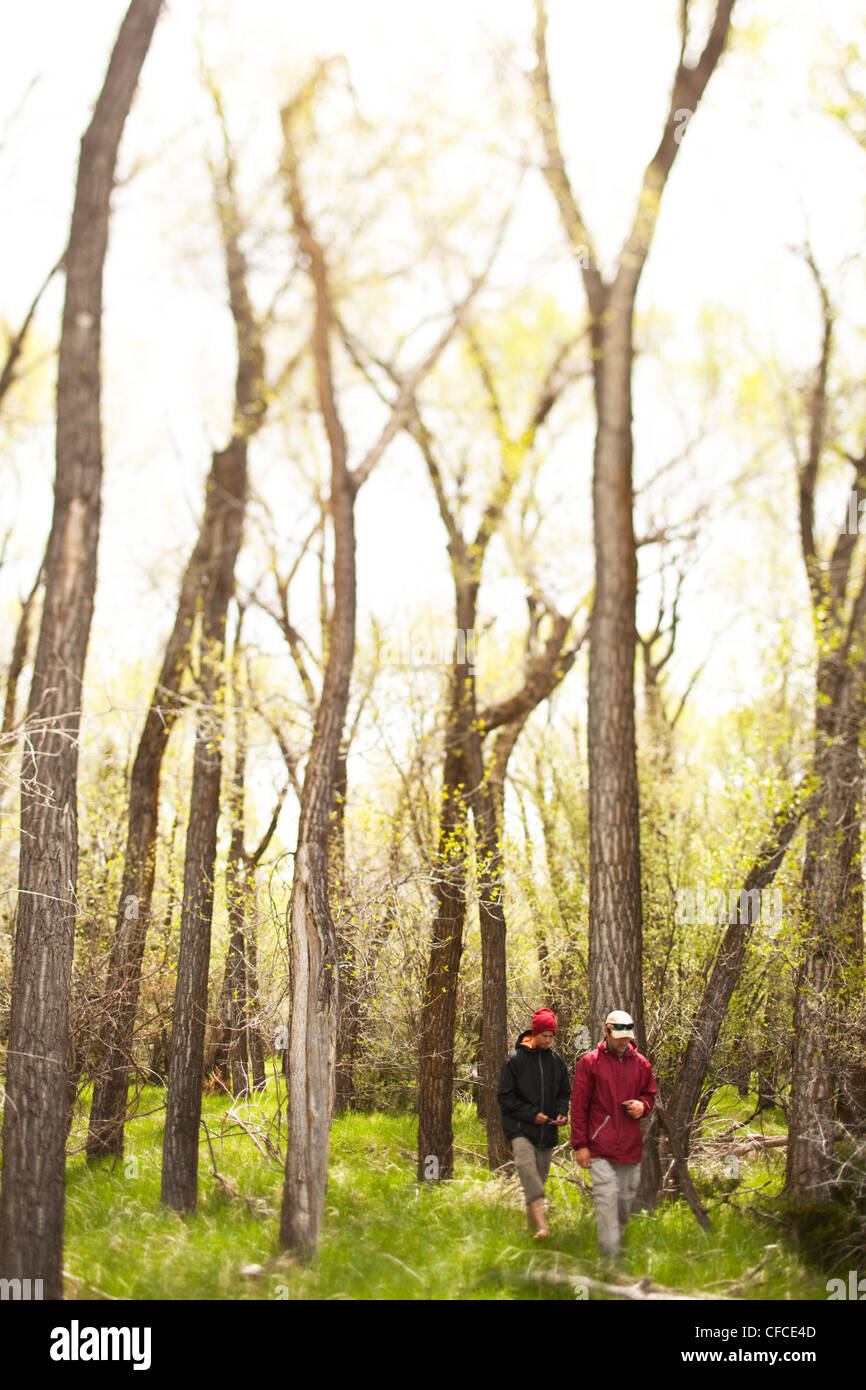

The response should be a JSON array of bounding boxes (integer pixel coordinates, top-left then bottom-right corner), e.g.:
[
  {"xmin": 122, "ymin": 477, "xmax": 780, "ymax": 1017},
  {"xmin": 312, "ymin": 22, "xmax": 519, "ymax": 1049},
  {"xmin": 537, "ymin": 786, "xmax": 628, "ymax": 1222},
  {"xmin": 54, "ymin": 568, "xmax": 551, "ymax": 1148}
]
[{"xmin": 498, "ymin": 1031, "xmax": 571, "ymax": 1149}]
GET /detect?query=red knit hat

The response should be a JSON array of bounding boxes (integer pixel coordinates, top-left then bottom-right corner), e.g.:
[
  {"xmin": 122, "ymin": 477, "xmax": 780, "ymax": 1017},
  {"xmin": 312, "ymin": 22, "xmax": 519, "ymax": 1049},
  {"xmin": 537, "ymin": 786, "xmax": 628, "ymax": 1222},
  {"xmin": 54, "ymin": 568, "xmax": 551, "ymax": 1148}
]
[{"xmin": 531, "ymin": 1008, "xmax": 556, "ymax": 1036}]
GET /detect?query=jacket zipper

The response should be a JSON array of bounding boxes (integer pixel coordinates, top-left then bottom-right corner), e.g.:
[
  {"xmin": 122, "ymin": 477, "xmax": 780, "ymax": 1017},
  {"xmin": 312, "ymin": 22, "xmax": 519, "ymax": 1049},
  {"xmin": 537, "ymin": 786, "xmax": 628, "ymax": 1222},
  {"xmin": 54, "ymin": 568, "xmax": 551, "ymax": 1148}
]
[{"xmin": 589, "ymin": 1045, "xmax": 630, "ymax": 1143}]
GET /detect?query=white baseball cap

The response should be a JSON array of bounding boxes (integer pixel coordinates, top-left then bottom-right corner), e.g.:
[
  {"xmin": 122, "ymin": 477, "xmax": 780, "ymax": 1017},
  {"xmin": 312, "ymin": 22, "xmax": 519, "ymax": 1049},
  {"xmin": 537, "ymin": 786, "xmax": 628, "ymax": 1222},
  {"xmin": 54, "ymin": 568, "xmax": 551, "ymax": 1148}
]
[{"xmin": 605, "ymin": 1010, "xmax": 635, "ymax": 1040}]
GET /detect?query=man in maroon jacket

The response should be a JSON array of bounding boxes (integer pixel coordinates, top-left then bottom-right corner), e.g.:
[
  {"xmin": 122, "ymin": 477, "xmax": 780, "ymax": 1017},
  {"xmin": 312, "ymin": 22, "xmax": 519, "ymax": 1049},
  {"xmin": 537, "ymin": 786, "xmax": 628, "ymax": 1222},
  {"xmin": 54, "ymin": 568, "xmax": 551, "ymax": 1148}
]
[{"xmin": 571, "ymin": 1009, "xmax": 657, "ymax": 1260}]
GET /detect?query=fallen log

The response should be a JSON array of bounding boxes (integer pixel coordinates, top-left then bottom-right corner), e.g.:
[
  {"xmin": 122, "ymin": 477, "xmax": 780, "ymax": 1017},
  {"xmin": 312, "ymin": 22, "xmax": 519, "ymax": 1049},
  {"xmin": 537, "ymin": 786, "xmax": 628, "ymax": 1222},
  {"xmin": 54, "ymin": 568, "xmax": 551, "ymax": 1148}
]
[
  {"xmin": 498, "ymin": 1268, "xmax": 734, "ymax": 1301},
  {"xmin": 701, "ymin": 1121, "xmax": 847, "ymax": 1149}
]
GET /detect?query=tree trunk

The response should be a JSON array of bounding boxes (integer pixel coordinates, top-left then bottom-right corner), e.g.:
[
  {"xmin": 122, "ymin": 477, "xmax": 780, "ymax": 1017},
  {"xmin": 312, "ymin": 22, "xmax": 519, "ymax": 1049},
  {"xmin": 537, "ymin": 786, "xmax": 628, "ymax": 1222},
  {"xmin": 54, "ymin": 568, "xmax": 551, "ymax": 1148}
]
[
  {"xmin": 161, "ymin": 693, "xmax": 223, "ymax": 1211},
  {"xmin": 0, "ymin": 0, "xmax": 162, "ymax": 1299},
  {"xmin": 786, "ymin": 952, "xmax": 835, "ymax": 1198},
  {"xmin": 281, "ymin": 835, "xmax": 341, "ymax": 1251},
  {"xmin": 277, "ymin": 72, "xmax": 489, "ymax": 1253},
  {"xmin": 786, "ymin": 728, "xmax": 861, "ymax": 1199},
  {"xmin": 533, "ymin": 0, "xmax": 738, "ymax": 1053},
  {"xmin": 636, "ymin": 1120, "xmax": 663, "ymax": 1211},
  {"xmin": 278, "ymin": 534, "xmax": 355, "ymax": 1247},
  {"xmin": 279, "ymin": 109, "xmax": 356, "ymax": 1251},
  {"xmin": 332, "ymin": 745, "xmax": 361, "ymax": 1112},
  {"xmin": 225, "ymin": 636, "xmax": 253, "ymax": 1098},
  {"xmin": 784, "ymin": 254, "xmax": 866, "ymax": 1195},
  {"xmin": 468, "ymin": 726, "xmax": 515, "ymax": 1172},
  {"xmin": 475, "ymin": 832, "xmax": 510, "ymax": 1170},
  {"xmin": 665, "ymin": 783, "xmax": 809, "ymax": 1148},
  {"xmin": 334, "ymin": 928, "xmax": 361, "ymax": 1113},
  {"xmin": 208, "ymin": 943, "xmax": 233, "ymax": 1090},
  {"xmin": 417, "ymin": 572, "xmax": 580, "ymax": 1176},
  {"xmin": 87, "ymin": 104, "xmax": 266, "ymax": 1158},
  {"xmin": 87, "ymin": 447, "xmax": 247, "ymax": 1157},
  {"xmin": 161, "ymin": 439, "xmax": 247, "ymax": 1212},
  {"xmin": 206, "ymin": 627, "xmax": 278, "ymax": 1097},
  {"xmin": 227, "ymin": 915, "xmax": 251, "ymax": 1099},
  {"xmin": 417, "ymin": 582, "xmax": 475, "ymax": 1180},
  {"xmin": 246, "ymin": 916, "xmax": 266, "ymax": 1090},
  {"xmin": 417, "ymin": 734, "xmax": 470, "ymax": 1182},
  {"xmin": 587, "ymin": 299, "xmax": 645, "ymax": 1047}
]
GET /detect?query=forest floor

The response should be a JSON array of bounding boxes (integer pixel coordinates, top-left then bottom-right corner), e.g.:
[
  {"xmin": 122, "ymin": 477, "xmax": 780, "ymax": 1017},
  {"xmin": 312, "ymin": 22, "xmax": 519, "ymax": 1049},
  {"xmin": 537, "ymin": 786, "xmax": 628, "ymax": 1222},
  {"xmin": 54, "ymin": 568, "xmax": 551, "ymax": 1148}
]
[{"xmin": 53, "ymin": 1081, "xmax": 844, "ymax": 1300}]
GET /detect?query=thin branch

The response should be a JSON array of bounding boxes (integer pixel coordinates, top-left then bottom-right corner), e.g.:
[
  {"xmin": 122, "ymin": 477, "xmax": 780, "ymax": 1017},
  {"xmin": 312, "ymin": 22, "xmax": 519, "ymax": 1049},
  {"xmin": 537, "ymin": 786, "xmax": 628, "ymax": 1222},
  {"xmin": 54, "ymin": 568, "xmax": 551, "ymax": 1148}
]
[
  {"xmin": 0, "ymin": 255, "xmax": 63, "ymax": 408},
  {"xmin": 349, "ymin": 206, "xmax": 513, "ymax": 495}
]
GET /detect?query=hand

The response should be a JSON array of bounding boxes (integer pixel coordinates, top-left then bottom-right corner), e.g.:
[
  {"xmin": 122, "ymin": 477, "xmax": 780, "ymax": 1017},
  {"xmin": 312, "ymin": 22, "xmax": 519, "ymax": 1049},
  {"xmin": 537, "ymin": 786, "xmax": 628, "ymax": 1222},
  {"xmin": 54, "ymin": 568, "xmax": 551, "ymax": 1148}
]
[
  {"xmin": 554, "ymin": 1114, "xmax": 567, "ymax": 1124},
  {"xmin": 624, "ymin": 1100, "xmax": 645, "ymax": 1118},
  {"xmin": 534, "ymin": 1112, "xmax": 549, "ymax": 1125},
  {"xmin": 574, "ymin": 1147, "xmax": 590, "ymax": 1169}
]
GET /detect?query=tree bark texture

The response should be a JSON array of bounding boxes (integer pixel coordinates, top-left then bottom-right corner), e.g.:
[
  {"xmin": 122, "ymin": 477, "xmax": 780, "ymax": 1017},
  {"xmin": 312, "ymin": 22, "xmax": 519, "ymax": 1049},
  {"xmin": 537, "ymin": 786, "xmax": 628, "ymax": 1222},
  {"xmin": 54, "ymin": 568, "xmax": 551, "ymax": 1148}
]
[
  {"xmin": 787, "ymin": 726, "xmax": 862, "ymax": 1197},
  {"xmin": 417, "ymin": 586, "xmax": 476, "ymax": 1181},
  {"xmin": 206, "ymin": 639, "xmax": 272, "ymax": 1099},
  {"xmin": 279, "ymin": 588, "xmax": 354, "ymax": 1248},
  {"xmin": 160, "ymin": 437, "xmax": 247, "ymax": 1212},
  {"xmin": 534, "ymin": 0, "xmax": 737, "ymax": 1053},
  {"xmin": 0, "ymin": 0, "xmax": 162, "ymax": 1299},
  {"xmin": 332, "ymin": 745, "xmax": 361, "ymax": 1112},
  {"xmin": 279, "ymin": 101, "xmax": 354, "ymax": 1253},
  {"xmin": 586, "ymin": 307, "xmax": 645, "ymax": 1047}
]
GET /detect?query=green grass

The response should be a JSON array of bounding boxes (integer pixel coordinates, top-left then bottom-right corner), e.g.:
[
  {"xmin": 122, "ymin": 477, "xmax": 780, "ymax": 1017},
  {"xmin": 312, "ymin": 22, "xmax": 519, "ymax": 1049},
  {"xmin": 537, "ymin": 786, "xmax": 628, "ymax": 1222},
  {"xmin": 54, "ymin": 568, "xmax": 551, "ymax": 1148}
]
[{"xmin": 51, "ymin": 1083, "xmax": 836, "ymax": 1299}]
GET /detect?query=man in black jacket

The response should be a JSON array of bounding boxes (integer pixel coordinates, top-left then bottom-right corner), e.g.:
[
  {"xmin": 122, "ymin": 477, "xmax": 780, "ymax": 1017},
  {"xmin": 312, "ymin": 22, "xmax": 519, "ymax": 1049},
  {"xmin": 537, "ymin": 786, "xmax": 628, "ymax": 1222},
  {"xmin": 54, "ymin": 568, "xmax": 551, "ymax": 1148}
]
[{"xmin": 497, "ymin": 1008, "xmax": 571, "ymax": 1239}]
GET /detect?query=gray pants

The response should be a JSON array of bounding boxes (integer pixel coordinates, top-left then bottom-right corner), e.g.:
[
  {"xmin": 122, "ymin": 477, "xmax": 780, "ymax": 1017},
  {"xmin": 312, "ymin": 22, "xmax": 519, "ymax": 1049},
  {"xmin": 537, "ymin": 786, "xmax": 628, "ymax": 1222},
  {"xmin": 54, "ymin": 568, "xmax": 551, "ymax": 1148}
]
[
  {"xmin": 512, "ymin": 1136, "xmax": 555, "ymax": 1205},
  {"xmin": 589, "ymin": 1157, "xmax": 641, "ymax": 1255}
]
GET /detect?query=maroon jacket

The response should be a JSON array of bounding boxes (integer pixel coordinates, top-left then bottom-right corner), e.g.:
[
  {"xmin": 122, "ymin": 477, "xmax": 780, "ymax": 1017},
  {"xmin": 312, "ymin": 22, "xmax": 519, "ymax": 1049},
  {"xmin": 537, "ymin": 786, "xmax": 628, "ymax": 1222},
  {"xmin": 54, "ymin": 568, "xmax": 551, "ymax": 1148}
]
[{"xmin": 570, "ymin": 1039, "xmax": 657, "ymax": 1165}]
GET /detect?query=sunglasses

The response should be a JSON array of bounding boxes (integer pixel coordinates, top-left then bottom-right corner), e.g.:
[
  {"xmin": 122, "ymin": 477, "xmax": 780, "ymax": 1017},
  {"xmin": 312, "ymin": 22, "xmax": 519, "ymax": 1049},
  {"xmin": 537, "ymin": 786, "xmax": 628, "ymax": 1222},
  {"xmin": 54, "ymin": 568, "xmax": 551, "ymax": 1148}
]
[{"xmin": 609, "ymin": 1023, "xmax": 634, "ymax": 1031}]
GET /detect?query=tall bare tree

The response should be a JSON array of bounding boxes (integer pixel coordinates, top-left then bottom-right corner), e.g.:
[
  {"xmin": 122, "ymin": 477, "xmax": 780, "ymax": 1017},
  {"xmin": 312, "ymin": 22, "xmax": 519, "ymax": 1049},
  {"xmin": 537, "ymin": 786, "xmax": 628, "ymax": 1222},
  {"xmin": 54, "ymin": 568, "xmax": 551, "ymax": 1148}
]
[
  {"xmin": 278, "ymin": 75, "xmax": 499, "ymax": 1254},
  {"xmin": 0, "ymin": 0, "xmax": 163, "ymax": 1300},
  {"xmin": 87, "ymin": 83, "xmax": 270, "ymax": 1162},
  {"xmin": 160, "ymin": 99, "xmax": 268, "ymax": 1212},
  {"xmin": 247, "ymin": 501, "xmax": 372, "ymax": 1113},
  {"xmin": 339, "ymin": 310, "xmax": 584, "ymax": 1173},
  {"xmin": 533, "ymin": 0, "xmax": 737, "ymax": 1046},
  {"xmin": 405, "ymin": 342, "xmax": 582, "ymax": 1177}
]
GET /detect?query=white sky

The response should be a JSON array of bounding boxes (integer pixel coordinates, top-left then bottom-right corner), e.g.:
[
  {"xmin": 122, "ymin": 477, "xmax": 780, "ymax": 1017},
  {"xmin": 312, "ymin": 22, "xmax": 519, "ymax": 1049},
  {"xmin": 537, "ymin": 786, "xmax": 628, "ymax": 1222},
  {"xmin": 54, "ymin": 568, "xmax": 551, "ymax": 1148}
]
[{"xmin": 3, "ymin": 0, "xmax": 866, "ymax": 815}]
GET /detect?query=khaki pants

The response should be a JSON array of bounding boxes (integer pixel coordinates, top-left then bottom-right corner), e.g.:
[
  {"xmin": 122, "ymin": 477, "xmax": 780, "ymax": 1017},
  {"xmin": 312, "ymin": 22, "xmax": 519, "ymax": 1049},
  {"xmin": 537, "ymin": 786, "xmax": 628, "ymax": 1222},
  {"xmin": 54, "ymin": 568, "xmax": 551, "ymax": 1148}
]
[
  {"xmin": 512, "ymin": 1136, "xmax": 555, "ymax": 1206},
  {"xmin": 589, "ymin": 1157, "xmax": 641, "ymax": 1256}
]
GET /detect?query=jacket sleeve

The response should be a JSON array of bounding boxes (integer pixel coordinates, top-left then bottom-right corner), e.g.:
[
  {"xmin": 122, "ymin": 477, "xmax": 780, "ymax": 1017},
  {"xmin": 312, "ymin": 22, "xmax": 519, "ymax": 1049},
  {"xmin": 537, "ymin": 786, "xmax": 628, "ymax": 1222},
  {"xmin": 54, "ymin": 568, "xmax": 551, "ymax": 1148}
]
[
  {"xmin": 570, "ymin": 1054, "xmax": 592, "ymax": 1148},
  {"xmin": 555, "ymin": 1056, "xmax": 571, "ymax": 1119},
  {"xmin": 638, "ymin": 1058, "xmax": 657, "ymax": 1117},
  {"xmin": 497, "ymin": 1055, "xmax": 539, "ymax": 1124}
]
